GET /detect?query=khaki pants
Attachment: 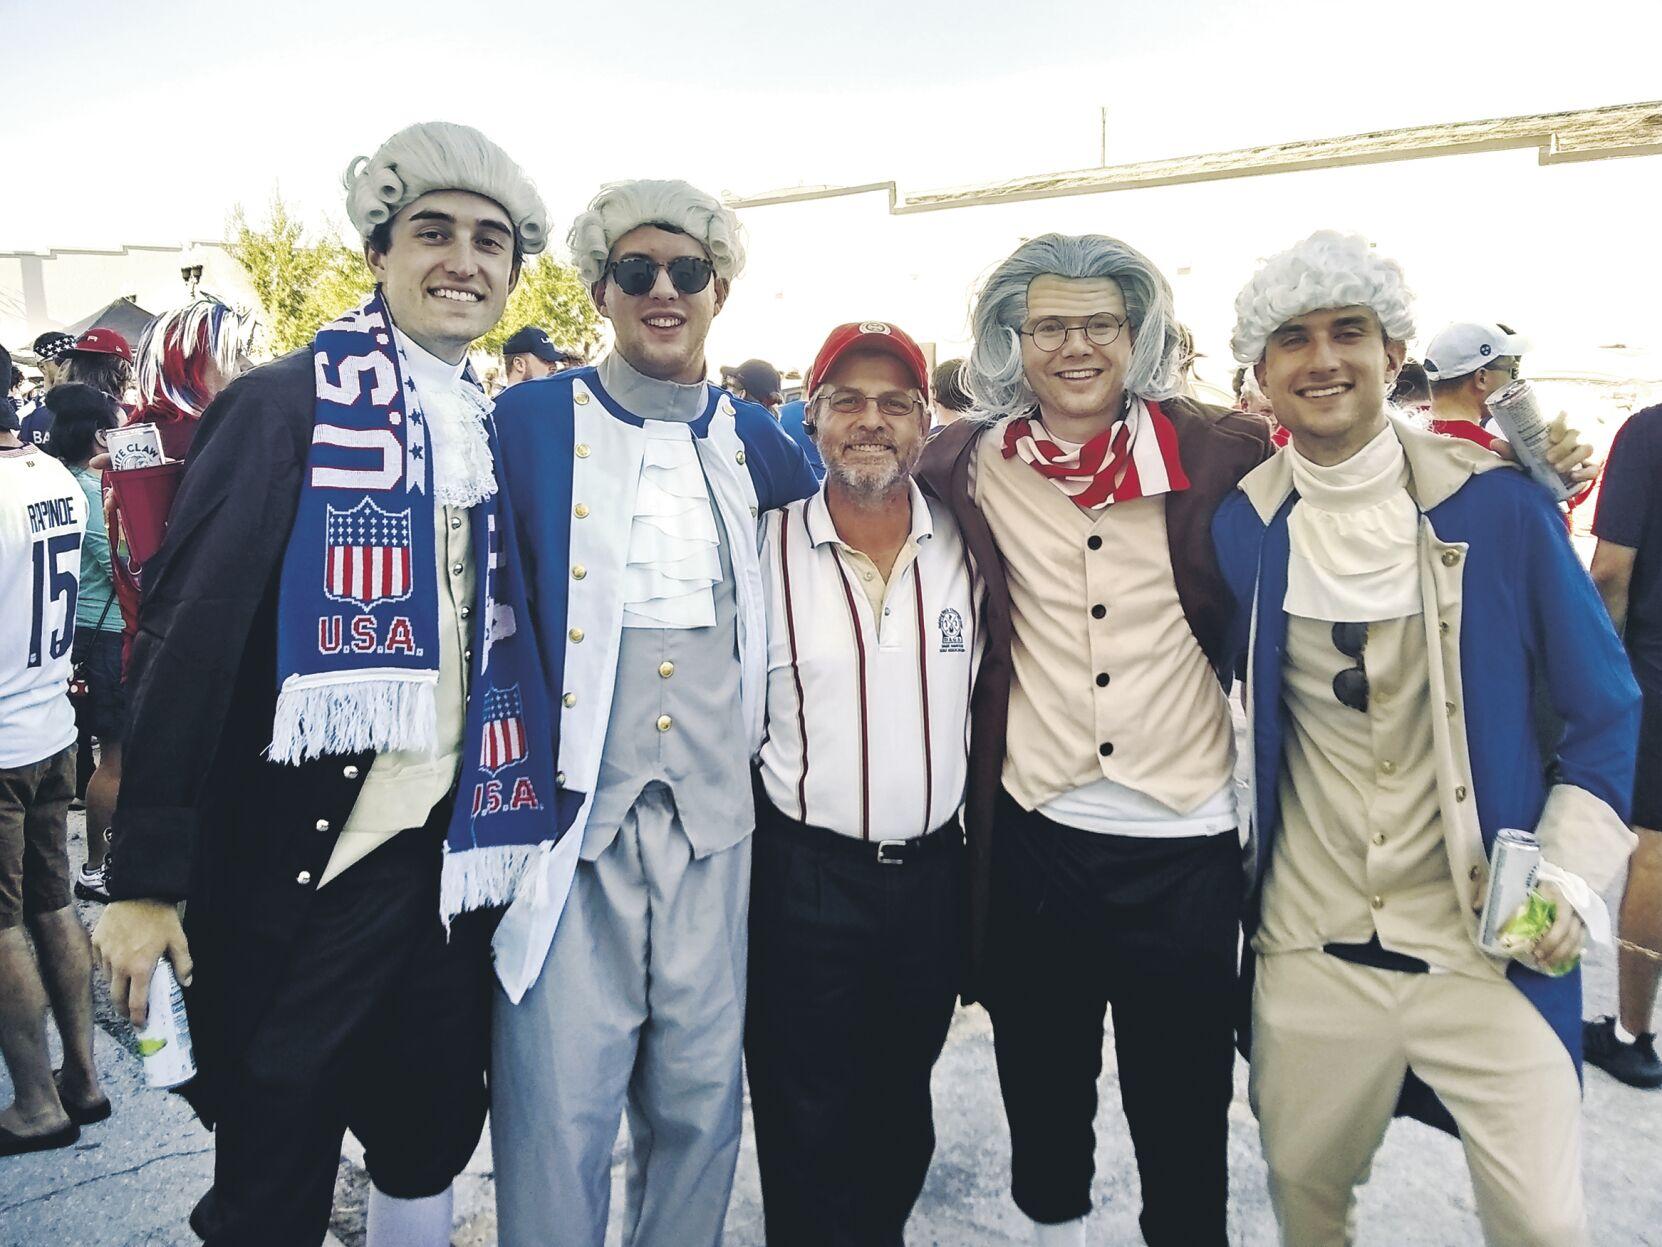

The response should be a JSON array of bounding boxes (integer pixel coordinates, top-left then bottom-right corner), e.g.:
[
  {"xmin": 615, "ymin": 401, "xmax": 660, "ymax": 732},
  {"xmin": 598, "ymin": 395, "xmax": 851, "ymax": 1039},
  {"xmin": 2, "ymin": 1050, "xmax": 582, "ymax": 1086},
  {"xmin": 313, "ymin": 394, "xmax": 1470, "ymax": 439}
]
[{"xmin": 1250, "ymin": 949, "xmax": 1586, "ymax": 1247}]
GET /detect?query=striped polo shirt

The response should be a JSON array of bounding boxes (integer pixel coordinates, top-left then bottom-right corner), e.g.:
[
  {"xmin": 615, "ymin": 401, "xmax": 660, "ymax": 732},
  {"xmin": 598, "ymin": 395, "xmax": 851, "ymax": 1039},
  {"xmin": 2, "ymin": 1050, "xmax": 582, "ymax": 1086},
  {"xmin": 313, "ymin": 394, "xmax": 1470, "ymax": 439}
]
[{"xmin": 758, "ymin": 480, "xmax": 980, "ymax": 840}]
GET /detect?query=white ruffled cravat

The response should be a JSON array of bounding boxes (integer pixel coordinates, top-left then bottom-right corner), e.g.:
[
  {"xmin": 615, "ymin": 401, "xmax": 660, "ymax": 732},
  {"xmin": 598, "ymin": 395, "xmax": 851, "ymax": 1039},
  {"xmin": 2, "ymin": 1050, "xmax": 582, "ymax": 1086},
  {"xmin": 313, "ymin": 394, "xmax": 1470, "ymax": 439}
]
[
  {"xmin": 392, "ymin": 325, "xmax": 498, "ymax": 509},
  {"xmin": 1284, "ymin": 420, "xmax": 1421, "ymax": 621},
  {"xmin": 621, "ymin": 422, "xmax": 721, "ymax": 629}
]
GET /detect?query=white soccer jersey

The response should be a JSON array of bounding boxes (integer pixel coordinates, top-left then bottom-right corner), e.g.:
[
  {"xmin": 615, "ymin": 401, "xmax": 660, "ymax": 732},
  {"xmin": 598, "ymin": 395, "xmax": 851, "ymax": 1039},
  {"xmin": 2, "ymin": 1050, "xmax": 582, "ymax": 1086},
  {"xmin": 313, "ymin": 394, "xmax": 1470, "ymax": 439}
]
[{"xmin": 0, "ymin": 445, "xmax": 86, "ymax": 768}]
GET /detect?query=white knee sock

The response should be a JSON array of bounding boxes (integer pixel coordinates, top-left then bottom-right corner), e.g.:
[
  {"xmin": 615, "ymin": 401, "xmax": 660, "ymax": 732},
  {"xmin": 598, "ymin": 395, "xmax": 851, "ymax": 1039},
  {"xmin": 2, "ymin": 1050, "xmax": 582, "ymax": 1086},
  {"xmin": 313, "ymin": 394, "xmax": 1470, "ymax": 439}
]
[
  {"xmin": 365, "ymin": 1183, "xmax": 454, "ymax": 1247},
  {"xmin": 1031, "ymin": 1213, "xmax": 1087, "ymax": 1246}
]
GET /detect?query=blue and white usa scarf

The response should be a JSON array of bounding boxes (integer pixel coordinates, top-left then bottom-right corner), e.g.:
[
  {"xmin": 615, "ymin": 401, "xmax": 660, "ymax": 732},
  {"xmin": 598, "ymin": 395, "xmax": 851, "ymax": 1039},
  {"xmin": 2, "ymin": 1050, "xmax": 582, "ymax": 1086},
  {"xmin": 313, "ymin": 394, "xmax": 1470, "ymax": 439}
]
[{"xmin": 269, "ymin": 290, "xmax": 555, "ymax": 918}]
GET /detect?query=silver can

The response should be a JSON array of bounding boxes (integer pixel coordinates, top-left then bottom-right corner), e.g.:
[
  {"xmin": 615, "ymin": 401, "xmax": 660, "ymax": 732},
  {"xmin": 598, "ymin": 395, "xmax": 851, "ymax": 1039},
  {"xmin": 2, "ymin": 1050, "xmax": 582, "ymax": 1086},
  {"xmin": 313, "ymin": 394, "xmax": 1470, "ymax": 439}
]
[
  {"xmin": 1485, "ymin": 380, "xmax": 1574, "ymax": 502},
  {"xmin": 105, "ymin": 423, "xmax": 165, "ymax": 471},
  {"xmin": 135, "ymin": 960, "xmax": 196, "ymax": 1089},
  {"xmin": 1477, "ymin": 827, "xmax": 1541, "ymax": 955}
]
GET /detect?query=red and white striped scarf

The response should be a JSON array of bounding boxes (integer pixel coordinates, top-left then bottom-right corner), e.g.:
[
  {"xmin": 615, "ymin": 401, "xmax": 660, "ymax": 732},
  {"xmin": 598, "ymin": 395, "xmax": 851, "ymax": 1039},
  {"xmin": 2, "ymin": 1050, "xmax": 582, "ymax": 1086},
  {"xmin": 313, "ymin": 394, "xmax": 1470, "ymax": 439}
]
[{"xmin": 1001, "ymin": 398, "xmax": 1190, "ymax": 510}]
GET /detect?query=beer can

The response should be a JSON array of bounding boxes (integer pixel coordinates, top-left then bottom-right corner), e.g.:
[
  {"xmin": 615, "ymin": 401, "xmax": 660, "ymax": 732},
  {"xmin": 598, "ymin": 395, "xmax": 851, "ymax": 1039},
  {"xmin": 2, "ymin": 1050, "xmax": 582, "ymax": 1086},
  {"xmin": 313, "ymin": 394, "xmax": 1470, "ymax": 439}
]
[
  {"xmin": 105, "ymin": 423, "xmax": 165, "ymax": 471},
  {"xmin": 1485, "ymin": 380, "xmax": 1574, "ymax": 502},
  {"xmin": 1477, "ymin": 827, "xmax": 1541, "ymax": 955},
  {"xmin": 135, "ymin": 960, "xmax": 196, "ymax": 1089}
]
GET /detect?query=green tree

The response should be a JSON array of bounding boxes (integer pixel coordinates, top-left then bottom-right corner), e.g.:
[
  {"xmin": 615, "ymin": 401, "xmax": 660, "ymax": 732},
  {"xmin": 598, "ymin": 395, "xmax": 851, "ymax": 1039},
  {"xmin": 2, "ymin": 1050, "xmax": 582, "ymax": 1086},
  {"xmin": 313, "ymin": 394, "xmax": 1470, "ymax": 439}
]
[
  {"xmin": 477, "ymin": 255, "xmax": 601, "ymax": 360},
  {"xmin": 227, "ymin": 194, "xmax": 375, "ymax": 356}
]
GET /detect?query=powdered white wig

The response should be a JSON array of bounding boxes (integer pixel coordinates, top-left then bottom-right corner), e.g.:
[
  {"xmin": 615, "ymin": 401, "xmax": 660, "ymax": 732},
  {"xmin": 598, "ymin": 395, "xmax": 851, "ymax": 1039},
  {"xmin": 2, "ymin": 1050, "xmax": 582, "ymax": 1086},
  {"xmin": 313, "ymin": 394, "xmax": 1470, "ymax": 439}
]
[
  {"xmin": 967, "ymin": 233, "xmax": 1183, "ymax": 420},
  {"xmin": 1231, "ymin": 230, "xmax": 1414, "ymax": 364},
  {"xmin": 343, "ymin": 121, "xmax": 549, "ymax": 255},
  {"xmin": 567, "ymin": 180, "xmax": 745, "ymax": 287}
]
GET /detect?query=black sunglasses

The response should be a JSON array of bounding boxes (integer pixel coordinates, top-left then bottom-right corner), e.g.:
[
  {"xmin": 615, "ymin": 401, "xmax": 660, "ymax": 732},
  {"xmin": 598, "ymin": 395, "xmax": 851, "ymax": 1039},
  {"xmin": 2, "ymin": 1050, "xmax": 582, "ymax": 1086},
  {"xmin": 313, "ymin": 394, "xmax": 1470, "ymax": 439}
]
[
  {"xmin": 605, "ymin": 255, "xmax": 715, "ymax": 297},
  {"xmin": 1331, "ymin": 622, "xmax": 1369, "ymax": 713}
]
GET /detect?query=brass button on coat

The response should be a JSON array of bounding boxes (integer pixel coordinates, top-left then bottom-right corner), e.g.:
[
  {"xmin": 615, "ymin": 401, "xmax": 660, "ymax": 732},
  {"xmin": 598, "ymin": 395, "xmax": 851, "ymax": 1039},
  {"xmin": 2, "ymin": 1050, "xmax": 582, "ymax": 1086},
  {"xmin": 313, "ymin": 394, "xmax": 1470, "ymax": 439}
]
[
  {"xmin": 572, "ymin": 564, "xmax": 587, "ymax": 580},
  {"xmin": 459, "ymin": 605, "xmax": 471, "ymax": 619},
  {"xmin": 1439, "ymin": 621, "xmax": 1451, "ymax": 636},
  {"xmin": 296, "ymin": 871, "xmax": 313, "ymax": 886},
  {"xmin": 659, "ymin": 661, "xmax": 675, "ymax": 678},
  {"xmin": 1380, "ymin": 760, "xmax": 1396, "ymax": 775},
  {"xmin": 451, "ymin": 561, "xmax": 465, "ymax": 577},
  {"xmin": 1370, "ymin": 895, "xmax": 1385, "ymax": 910},
  {"xmin": 575, "ymin": 391, "xmax": 590, "ymax": 405},
  {"xmin": 1371, "ymin": 832, "xmax": 1387, "ymax": 846},
  {"xmin": 1469, "ymin": 865, "xmax": 1482, "ymax": 881},
  {"xmin": 1455, "ymin": 785, "xmax": 1468, "ymax": 801},
  {"xmin": 1441, "ymin": 550, "xmax": 1460, "ymax": 567},
  {"xmin": 342, "ymin": 765, "xmax": 360, "ymax": 780},
  {"xmin": 574, "ymin": 503, "xmax": 589, "ymax": 518},
  {"xmin": 575, "ymin": 443, "xmax": 591, "ymax": 458},
  {"xmin": 315, "ymin": 819, "xmax": 330, "ymax": 832},
  {"xmin": 656, "ymin": 715, "xmax": 674, "ymax": 732},
  {"xmin": 562, "ymin": 692, "xmax": 577, "ymax": 708},
  {"xmin": 569, "ymin": 627, "xmax": 585, "ymax": 643},
  {"xmin": 556, "ymin": 771, "xmax": 566, "ymax": 787},
  {"xmin": 736, "ymin": 450, "xmax": 747, "ymax": 465},
  {"xmin": 449, "ymin": 515, "xmax": 463, "ymax": 530}
]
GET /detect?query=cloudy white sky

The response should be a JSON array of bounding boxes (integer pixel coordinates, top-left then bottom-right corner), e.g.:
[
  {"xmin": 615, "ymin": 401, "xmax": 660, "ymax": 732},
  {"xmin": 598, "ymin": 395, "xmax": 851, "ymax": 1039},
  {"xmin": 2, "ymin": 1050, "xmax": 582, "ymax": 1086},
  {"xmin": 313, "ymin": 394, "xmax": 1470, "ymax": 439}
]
[{"xmin": 5, "ymin": 0, "xmax": 1662, "ymax": 251}]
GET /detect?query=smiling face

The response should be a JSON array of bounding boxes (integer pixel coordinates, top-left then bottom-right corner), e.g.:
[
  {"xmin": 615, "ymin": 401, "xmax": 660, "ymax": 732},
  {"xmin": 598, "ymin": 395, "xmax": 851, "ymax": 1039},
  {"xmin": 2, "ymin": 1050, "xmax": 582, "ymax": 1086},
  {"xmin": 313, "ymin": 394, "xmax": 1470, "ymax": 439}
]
[
  {"xmin": 1256, "ymin": 305, "xmax": 1405, "ymax": 465},
  {"xmin": 813, "ymin": 349, "xmax": 927, "ymax": 500},
  {"xmin": 1018, "ymin": 275, "xmax": 1134, "ymax": 440},
  {"xmin": 367, "ymin": 190, "xmax": 518, "ymax": 364},
  {"xmin": 595, "ymin": 225, "xmax": 727, "ymax": 385}
]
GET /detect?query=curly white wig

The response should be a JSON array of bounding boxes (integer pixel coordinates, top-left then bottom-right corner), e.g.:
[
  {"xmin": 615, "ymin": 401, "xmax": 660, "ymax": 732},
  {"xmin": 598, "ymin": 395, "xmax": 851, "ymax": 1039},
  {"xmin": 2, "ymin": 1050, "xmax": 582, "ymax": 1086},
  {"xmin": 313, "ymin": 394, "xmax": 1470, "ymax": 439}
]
[
  {"xmin": 1231, "ymin": 230, "xmax": 1414, "ymax": 364},
  {"xmin": 966, "ymin": 233, "xmax": 1184, "ymax": 419},
  {"xmin": 567, "ymin": 179, "xmax": 745, "ymax": 287},
  {"xmin": 343, "ymin": 121, "xmax": 549, "ymax": 255}
]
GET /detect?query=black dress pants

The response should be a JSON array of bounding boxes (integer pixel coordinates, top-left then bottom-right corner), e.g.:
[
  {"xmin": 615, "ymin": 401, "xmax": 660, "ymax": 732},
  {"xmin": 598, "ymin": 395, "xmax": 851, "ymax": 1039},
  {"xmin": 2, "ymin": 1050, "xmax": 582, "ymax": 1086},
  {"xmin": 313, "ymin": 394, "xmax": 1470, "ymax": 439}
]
[
  {"xmin": 745, "ymin": 791, "xmax": 963, "ymax": 1247},
  {"xmin": 983, "ymin": 790, "xmax": 1241, "ymax": 1246},
  {"xmin": 193, "ymin": 803, "xmax": 498, "ymax": 1247}
]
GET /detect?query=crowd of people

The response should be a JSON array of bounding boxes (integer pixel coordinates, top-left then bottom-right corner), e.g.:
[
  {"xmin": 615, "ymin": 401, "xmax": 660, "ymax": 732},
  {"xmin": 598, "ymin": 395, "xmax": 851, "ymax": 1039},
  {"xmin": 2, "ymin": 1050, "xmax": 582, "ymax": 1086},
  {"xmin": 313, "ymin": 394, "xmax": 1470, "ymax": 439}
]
[{"xmin": 0, "ymin": 117, "xmax": 1658, "ymax": 1247}]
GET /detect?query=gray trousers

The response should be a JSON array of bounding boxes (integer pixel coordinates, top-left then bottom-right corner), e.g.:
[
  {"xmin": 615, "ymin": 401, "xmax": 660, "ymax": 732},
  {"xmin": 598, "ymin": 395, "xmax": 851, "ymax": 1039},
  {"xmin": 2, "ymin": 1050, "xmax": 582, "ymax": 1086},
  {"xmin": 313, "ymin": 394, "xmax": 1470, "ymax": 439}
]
[{"xmin": 492, "ymin": 784, "xmax": 750, "ymax": 1247}]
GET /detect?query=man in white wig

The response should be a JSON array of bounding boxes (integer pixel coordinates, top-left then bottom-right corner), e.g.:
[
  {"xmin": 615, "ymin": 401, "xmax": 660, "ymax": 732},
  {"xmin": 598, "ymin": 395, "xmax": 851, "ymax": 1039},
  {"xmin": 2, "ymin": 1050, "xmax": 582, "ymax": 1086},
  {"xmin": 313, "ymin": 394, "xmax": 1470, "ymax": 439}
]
[
  {"xmin": 487, "ymin": 180, "xmax": 817, "ymax": 1247},
  {"xmin": 1212, "ymin": 231, "xmax": 1633, "ymax": 1245},
  {"xmin": 93, "ymin": 121, "xmax": 554, "ymax": 1247}
]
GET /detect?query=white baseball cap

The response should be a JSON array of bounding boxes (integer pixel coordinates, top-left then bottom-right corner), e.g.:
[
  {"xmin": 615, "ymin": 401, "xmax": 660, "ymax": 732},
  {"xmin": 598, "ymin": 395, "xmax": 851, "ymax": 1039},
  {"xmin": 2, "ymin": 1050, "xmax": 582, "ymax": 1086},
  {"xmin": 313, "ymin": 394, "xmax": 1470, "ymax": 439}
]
[{"xmin": 1422, "ymin": 322, "xmax": 1530, "ymax": 381}]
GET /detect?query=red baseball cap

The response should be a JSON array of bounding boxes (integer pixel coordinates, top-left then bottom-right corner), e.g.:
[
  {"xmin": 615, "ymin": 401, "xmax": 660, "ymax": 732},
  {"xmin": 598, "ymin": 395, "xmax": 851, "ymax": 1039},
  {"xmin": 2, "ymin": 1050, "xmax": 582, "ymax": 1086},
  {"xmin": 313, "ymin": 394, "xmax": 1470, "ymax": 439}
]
[
  {"xmin": 807, "ymin": 321, "xmax": 930, "ymax": 404},
  {"xmin": 73, "ymin": 328, "xmax": 133, "ymax": 364}
]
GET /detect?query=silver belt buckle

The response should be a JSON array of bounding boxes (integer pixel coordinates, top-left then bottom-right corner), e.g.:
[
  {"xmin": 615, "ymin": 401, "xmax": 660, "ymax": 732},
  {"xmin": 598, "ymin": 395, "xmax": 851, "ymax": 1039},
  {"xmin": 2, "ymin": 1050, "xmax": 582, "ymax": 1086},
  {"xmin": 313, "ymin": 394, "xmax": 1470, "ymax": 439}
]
[{"xmin": 876, "ymin": 839, "xmax": 907, "ymax": 865}]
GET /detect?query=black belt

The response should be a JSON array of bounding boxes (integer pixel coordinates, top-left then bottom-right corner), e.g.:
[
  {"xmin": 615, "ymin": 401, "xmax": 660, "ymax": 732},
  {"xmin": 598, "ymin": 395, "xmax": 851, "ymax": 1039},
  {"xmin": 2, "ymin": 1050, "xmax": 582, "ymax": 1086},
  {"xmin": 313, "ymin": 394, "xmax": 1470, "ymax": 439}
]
[{"xmin": 755, "ymin": 783, "xmax": 962, "ymax": 866}]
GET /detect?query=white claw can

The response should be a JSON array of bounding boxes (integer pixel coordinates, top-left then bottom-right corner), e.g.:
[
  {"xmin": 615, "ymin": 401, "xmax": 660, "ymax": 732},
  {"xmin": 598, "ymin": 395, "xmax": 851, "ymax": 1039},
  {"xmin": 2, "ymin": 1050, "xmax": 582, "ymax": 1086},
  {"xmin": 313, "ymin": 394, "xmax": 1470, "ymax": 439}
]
[
  {"xmin": 135, "ymin": 960, "xmax": 196, "ymax": 1089},
  {"xmin": 1485, "ymin": 380, "xmax": 1574, "ymax": 502},
  {"xmin": 105, "ymin": 423, "xmax": 165, "ymax": 471},
  {"xmin": 1477, "ymin": 827, "xmax": 1542, "ymax": 956}
]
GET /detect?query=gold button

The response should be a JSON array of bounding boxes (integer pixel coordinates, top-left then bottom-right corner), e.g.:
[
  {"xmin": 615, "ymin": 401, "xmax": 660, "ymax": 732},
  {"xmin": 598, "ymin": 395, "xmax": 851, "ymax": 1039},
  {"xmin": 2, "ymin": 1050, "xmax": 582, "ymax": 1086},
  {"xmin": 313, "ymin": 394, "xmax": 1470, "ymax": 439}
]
[
  {"xmin": 659, "ymin": 661, "xmax": 675, "ymax": 678},
  {"xmin": 1380, "ymin": 760, "xmax": 1396, "ymax": 775},
  {"xmin": 574, "ymin": 503, "xmax": 589, "ymax": 518},
  {"xmin": 736, "ymin": 450, "xmax": 747, "ymax": 465},
  {"xmin": 572, "ymin": 564, "xmax": 586, "ymax": 580},
  {"xmin": 459, "ymin": 605, "xmax": 471, "ymax": 619},
  {"xmin": 449, "ymin": 515, "xmax": 462, "ymax": 530},
  {"xmin": 862, "ymin": 570, "xmax": 874, "ymax": 582},
  {"xmin": 451, "ymin": 561, "xmax": 465, "ymax": 577},
  {"xmin": 1445, "ymin": 701, "xmax": 1456, "ymax": 716},
  {"xmin": 464, "ymin": 648, "xmax": 473, "ymax": 664},
  {"xmin": 569, "ymin": 627, "xmax": 585, "ymax": 643},
  {"xmin": 556, "ymin": 771, "xmax": 567, "ymax": 787},
  {"xmin": 562, "ymin": 692, "xmax": 576, "ymax": 708},
  {"xmin": 342, "ymin": 765, "xmax": 359, "ymax": 780},
  {"xmin": 1370, "ymin": 895, "xmax": 1385, "ymax": 910},
  {"xmin": 749, "ymin": 505, "xmax": 758, "ymax": 517},
  {"xmin": 1441, "ymin": 550, "xmax": 1460, "ymax": 567},
  {"xmin": 315, "ymin": 819, "xmax": 331, "ymax": 832},
  {"xmin": 297, "ymin": 870, "xmax": 313, "ymax": 886},
  {"xmin": 1439, "ymin": 621, "xmax": 1450, "ymax": 636},
  {"xmin": 576, "ymin": 391, "xmax": 590, "ymax": 405},
  {"xmin": 657, "ymin": 714, "xmax": 673, "ymax": 732},
  {"xmin": 1469, "ymin": 865, "xmax": 1482, "ymax": 881},
  {"xmin": 575, "ymin": 443, "xmax": 591, "ymax": 458},
  {"xmin": 1371, "ymin": 832, "xmax": 1386, "ymax": 846},
  {"xmin": 1455, "ymin": 785, "xmax": 1468, "ymax": 802}
]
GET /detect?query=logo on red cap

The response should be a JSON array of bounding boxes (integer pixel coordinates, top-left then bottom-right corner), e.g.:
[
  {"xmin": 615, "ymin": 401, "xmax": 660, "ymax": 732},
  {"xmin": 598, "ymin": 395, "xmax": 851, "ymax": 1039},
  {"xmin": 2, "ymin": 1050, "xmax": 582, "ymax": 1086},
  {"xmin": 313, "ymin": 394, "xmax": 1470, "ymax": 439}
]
[{"xmin": 859, "ymin": 321, "xmax": 892, "ymax": 336}]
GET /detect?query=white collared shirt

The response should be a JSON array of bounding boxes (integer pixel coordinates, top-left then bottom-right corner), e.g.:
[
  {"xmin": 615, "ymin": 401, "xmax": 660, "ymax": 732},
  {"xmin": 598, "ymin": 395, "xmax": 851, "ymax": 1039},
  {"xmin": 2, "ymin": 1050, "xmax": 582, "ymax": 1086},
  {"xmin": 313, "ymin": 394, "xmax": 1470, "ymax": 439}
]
[{"xmin": 758, "ymin": 480, "xmax": 981, "ymax": 840}]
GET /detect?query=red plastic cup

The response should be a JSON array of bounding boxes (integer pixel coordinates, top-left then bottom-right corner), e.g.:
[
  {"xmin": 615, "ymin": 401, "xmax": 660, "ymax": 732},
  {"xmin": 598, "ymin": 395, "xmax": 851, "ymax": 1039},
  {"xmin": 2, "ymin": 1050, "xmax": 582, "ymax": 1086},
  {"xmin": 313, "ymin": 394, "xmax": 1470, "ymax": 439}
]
[{"xmin": 109, "ymin": 461, "xmax": 185, "ymax": 566}]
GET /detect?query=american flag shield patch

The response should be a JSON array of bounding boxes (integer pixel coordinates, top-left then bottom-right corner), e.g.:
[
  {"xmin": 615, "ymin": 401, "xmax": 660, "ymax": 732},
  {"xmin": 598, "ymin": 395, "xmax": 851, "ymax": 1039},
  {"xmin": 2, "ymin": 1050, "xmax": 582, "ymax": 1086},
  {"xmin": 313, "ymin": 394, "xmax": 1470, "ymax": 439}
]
[
  {"xmin": 324, "ymin": 498, "xmax": 414, "ymax": 607},
  {"xmin": 479, "ymin": 684, "xmax": 529, "ymax": 774}
]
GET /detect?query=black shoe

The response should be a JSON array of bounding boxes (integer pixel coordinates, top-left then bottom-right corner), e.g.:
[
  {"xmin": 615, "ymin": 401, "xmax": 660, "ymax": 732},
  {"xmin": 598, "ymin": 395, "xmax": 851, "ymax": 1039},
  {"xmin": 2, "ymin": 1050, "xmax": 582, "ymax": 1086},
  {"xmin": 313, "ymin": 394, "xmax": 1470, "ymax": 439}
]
[{"xmin": 1584, "ymin": 1015, "xmax": 1662, "ymax": 1089}]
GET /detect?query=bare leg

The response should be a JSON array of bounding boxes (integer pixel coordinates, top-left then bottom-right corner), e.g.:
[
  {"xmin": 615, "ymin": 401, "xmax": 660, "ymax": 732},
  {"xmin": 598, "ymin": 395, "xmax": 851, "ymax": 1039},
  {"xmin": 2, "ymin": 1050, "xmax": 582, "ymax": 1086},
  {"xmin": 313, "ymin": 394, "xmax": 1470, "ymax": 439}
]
[
  {"xmin": 83, "ymin": 743, "xmax": 121, "ymax": 871},
  {"xmin": 1618, "ymin": 827, "xmax": 1662, "ymax": 1036},
  {"xmin": 0, "ymin": 925, "xmax": 70, "ymax": 1134},
  {"xmin": 27, "ymin": 905, "xmax": 101, "ymax": 1105}
]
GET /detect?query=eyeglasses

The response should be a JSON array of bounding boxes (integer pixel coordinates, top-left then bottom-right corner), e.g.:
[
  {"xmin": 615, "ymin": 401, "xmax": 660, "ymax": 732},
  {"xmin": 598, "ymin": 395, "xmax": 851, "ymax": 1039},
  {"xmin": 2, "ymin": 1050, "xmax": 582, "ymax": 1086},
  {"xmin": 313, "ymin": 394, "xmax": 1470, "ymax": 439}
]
[
  {"xmin": 604, "ymin": 255, "xmax": 715, "ymax": 297},
  {"xmin": 1331, "ymin": 621, "xmax": 1369, "ymax": 713},
  {"xmin": 820, "ymin": 389, "xmax": 923, "ymax": 419},
  {"xmin": 1018, "ymin": 313, "xmax": 1126, "ymax": 353}
]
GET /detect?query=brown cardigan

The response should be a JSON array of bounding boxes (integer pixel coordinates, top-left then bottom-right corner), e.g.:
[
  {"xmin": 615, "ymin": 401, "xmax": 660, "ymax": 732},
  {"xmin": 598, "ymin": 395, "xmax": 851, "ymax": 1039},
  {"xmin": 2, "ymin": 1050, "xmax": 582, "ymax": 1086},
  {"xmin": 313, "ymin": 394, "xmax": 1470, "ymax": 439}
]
[{"xmin": 915, "ymin": 398, "xmax": 1272, "ymax": 1001}]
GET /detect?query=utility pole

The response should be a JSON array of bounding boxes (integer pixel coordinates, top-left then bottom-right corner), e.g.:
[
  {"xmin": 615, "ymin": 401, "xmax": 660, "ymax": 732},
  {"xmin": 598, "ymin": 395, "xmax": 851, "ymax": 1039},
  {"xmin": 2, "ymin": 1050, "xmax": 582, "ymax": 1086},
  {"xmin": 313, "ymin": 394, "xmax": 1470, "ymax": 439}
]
[{"xmin": 1100, "ymin": 106, "xmax": 1109, "ymax": 166}]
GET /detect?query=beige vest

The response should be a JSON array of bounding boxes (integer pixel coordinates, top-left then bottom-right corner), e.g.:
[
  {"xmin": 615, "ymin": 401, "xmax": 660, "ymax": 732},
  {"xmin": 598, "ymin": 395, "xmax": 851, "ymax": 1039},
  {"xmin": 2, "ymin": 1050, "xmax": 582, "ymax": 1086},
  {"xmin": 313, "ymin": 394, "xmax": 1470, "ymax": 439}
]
[
  {"xmin": 320, "ymin": 504, "xmax": 475, "ymax": 886},
  {"xmin": 974, "ymin": 426, "xmax": 1233, "ymax": 814},
  {"xmin": 1256, "ymin": 613, "xmax": 1500, "ymax": 979}
]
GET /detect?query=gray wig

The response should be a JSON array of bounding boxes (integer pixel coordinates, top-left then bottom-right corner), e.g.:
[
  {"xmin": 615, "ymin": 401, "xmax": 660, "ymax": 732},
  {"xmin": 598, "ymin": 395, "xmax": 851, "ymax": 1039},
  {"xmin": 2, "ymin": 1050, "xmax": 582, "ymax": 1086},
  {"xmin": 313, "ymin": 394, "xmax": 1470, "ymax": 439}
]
[
  {"xmin": 967, "ymin": 233, "xmax": 1183, "ymax": 419},
  {"xmin": 567, "ymin": 179, "xmax": 745, "ymax": 287},
  {"xmin": 1231, "ymin": 230, "xmax": 1414, "ymax": 363},
  {"xmin": 343, "ymin": 121, "xmax": 549, "ymax": 255}
]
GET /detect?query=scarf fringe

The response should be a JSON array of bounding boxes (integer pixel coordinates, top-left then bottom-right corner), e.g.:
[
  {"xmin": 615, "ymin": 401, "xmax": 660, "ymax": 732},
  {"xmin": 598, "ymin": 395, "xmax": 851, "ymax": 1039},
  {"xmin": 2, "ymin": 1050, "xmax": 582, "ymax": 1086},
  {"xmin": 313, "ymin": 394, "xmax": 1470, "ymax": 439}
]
[
  {"xmin": 268, "ymin": 678, "xmax": 437, "ymax": 764},
  {"xmin": 440, "ymin": 841, "xmax": 543, "ymax": 924}
]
